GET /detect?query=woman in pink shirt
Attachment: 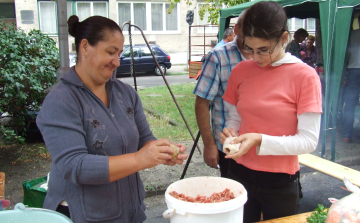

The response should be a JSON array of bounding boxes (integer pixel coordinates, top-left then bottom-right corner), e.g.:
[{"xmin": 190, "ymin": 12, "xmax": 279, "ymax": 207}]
[{"xmin": 220, "ymin": 2, "xmax": 322, "ymax": 223}]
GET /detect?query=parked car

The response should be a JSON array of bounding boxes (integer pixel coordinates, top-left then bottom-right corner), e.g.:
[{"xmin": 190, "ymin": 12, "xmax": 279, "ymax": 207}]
[
  {"xmin": 116, "ymin": 44, "xmax": 171, "ymax": 77},
  {"xmin": 69, "ymin": 53, "xmax": 77, "ymax": 67}
]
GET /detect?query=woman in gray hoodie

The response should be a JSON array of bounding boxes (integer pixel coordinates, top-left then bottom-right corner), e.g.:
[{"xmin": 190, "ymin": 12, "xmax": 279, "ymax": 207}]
[{"xmin": 36, "ymin": 15, "xmax": 188, "ymax": 223}]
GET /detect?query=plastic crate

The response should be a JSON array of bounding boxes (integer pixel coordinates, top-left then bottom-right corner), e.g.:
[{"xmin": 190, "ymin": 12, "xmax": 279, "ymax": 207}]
[{"xmin": 22, "ymin": 176, "xmax": 47, "ymax": 208}]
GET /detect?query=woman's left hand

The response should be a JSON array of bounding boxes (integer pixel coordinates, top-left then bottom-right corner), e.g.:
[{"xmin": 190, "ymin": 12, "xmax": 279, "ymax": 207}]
[
  {"xmin": 164, "ymin": 143, "xmax": 188, "ymax": 166},
  {"xmin": 225, "ymin": 133, "xmax": 262, "ymax": 160}
]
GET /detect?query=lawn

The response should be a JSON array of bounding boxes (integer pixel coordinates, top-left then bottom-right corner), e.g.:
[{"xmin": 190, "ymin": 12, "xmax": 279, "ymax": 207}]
[{"xmin": 138, "ymin": 83, "xmax": 198, "ymax": 141}]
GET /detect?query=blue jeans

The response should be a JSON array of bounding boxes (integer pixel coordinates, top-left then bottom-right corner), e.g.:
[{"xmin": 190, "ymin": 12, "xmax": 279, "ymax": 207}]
[{"xmin": 342, "ymin": 69, "xmax": 360, "ymax": 138}]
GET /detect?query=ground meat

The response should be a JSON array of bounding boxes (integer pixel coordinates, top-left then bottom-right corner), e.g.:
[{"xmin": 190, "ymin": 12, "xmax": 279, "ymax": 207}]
[{"xmin": 169, "ymin": 188, "xmax": 236, "ymax": 203}]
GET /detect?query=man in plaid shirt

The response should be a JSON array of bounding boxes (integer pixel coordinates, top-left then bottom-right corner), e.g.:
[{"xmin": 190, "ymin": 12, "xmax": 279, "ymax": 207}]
[{"xmin": 193, "ymin": 12, "xmax": 251, "ymax": 177}]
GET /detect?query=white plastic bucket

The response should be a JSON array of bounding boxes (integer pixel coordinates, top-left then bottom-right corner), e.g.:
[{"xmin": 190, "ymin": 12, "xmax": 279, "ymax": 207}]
[{"xmin": 163, "ymin": 176, "xmax": 247, "ymax": 223}]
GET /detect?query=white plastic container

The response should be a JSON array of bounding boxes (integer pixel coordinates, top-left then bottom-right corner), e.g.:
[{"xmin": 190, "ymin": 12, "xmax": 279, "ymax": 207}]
[{"xmin": 163, "ymin": 176, "xmax": 247, "ymax": 223}]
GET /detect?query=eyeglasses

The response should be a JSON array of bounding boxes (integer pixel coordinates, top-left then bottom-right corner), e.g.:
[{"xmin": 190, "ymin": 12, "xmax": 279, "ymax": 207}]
[{"xmin": 242, "ymin": 40, "xmax": 279, "ymax": 56}]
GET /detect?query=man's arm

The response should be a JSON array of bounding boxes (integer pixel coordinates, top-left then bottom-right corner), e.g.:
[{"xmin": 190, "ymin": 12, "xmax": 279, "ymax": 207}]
[{"xmin": 195, "ymin": 96, "xmax": 219, "ymax": 169}]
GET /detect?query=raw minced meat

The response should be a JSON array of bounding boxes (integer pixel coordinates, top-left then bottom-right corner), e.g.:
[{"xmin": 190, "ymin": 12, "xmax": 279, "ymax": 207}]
[{"xmin": 169, "ymin": 188, "xmax": 236, "ymax": 203}]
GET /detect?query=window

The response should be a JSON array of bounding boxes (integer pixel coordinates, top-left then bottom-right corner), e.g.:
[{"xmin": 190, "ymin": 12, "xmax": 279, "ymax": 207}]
[
  {"xmin": 76, "ymin": 2, "xmax": 108, "ymax": 21},
  {"xmin": 117, "ymin": 2, "xmax": 179, "ymax": 33},
  {"xmin": 151, "ymin": 3, "xmax": 163, "ymax": 31},
  {"xmin": 39, "ymin": 1, "xmax": 57, "ymax": 34},
  {"xmin": 197, "ymin": 3, "xmax": 221, "ymax": 33},
  {"xmin": 67, "ymin": 2, "xmax": 73, "ymax": 19},
  {"xmin": 38, "ymin": 1, "xmax": 108, "ymax": 34},
  {"xmin": 122, "ymin": 48, "xmax": 139, "ymax": 57},
  {"xmin": 141, "ymin": 47, "xmax": 157, "ymax": 56},
  {"xmin": 118, "ymin": 3, "xmax": 130, "ymax": 28},
  {"xmin": 287, "ymin": 18, "xmax": 316, "ymax": 32},
  {"xmin": 0, "ymin": 3, "xmax": 15, "ymax": 19},
  {"xmin": 307, "ymin": 18, "xmax": 316, "ymax": 31},
  {"xmin": 134, "ymin": 3, "xmax": 147, "ymax": 31},
  {"xmin": 294, "ymin": 18, "xmax": 304, "ymax": 30}
]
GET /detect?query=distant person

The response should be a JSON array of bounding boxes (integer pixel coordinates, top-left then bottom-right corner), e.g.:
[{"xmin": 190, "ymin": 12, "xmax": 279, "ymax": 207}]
[
  {"xmin": 214, "ymin": 27, "xmax": 235, "ymax": 48},
  {"xmin": 220, "ymin": 1, "xmax": 322, "ymax": 222},
  {"xmin": 193, "ymin": 11, "xmax": 251, "ymax": 178},
  {"xmin": 342, "ymin": 15, "xmax": 360, "ymax": 143},
  {"xmin": 285, "ymin": 28, "xmax": 308, "ymax": 59},
  {"xmin": 36, "ymin": 15, "xmax": 188, "ymax": 222},
  {"xmin": 300, "ymin": 35, "xmax": 317, "ymax": 67}
]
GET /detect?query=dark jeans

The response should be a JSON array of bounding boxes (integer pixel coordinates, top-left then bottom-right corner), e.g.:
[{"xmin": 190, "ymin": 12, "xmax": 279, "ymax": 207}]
[
  {"xmin": 228, "ymin": 162, "xmax": 301, "ymax": 223},
  {"xmin": 218, "ymin": 151, "xmax": 236, "ymax": 178},
  {"xmin": 343, "ymin": 69, "xmax": 360, "ymax": 138}
]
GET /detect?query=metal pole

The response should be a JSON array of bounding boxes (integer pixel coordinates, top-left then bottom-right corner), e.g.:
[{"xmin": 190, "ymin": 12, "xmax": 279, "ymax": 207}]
[
  {"xmin": 126, "ymin": 23, "xmax": 202, "ymax": 154},
  {"xmin": 180, "ymin": 131, "xmax": 201, "ymax": 179},
  {"xmin": 56, "ymin": 0, "xmax": 70, "ymax": 81},
  {"xmin": 186, "ymin": 25, "xmax": 189, "ymax": 69}
]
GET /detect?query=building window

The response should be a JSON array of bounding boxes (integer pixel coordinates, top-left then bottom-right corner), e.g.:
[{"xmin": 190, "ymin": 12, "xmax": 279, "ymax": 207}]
[
  {"xmin": 38, "ymin": 1, "xmax": 57, "ymax": 34},
  {"xmin": 287, "ymin": 18, "xmax": 316, "ymax": 32},
  {"xmin": 0, "ymin": 3, "xmax": 16, "ymax": 19},
  {"xmin": 307, "ymin": 18, "xmax": 316, "ymax": 31},
  {"xmin": 117, "ymin": 2, "xmax": 179, "ymax": 33},
  {"xmin": 118, "ymin": 3, "xmax": 130, "ymax": 28},
  {"xmin": 38, "ymin": 1, "xmax": 108, "ymax": 34},
  {"xmin": 133, "ymin": 3, "xmax": 147, "ymax": 31},
  {"xmin": 76, "ymin": 2, "xmax": 108, "ymax": 21}
]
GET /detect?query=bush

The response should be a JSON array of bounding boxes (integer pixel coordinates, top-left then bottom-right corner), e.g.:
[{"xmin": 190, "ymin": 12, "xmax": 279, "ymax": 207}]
[{"xmin": 0, "ymin": 20, "xmax": 59, "ymax": 144}]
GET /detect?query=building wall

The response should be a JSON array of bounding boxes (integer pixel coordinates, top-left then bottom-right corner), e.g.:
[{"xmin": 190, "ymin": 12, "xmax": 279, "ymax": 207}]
[
  {"xmin": 14, "ymin": 0, "xmax": 39, "ymax": 32},
  {"xmin": 13, "ymin": 0, "xmax": 219, "ymax": 55}
]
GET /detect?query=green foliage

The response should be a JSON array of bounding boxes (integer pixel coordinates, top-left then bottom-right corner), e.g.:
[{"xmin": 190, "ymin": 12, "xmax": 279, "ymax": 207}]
[
  {"xmin": 167, "ymin": 0, "xmax": 250, "ymax": 25},
  {"xmin": 0, "ymin": 126, "xmax": 25, "ymax": 145},
  {"xmin": 0, "ymin": 20, "xmax": 59, "ymax": 144},
  {"xmin": 307, "ymin": 204, "xmax": 329, "ymax": 223}
]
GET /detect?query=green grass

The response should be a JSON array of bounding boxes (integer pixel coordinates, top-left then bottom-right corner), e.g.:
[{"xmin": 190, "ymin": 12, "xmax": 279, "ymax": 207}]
[
  {"xmin": 138, "ymin": 83, "xmax": 198, "ymax": 141},
  {"xmin": 167, "ymin": 72, "xmax": 188, "ymax": 76}
]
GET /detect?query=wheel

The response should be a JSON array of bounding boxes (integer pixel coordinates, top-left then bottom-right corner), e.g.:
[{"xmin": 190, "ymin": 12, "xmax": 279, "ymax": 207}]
[{"xmin": 154, "ymin": 64, "xmax": 166, "ymax": 76}]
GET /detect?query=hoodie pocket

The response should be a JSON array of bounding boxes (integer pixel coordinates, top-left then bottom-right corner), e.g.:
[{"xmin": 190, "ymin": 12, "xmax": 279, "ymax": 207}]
[{"xmin": 81, "ymin": 181, "xmax": 121, "ymax": 221}]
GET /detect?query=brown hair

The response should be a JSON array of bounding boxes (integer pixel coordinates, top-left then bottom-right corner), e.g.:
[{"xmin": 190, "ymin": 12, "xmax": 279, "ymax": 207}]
[
  {"xmin": 68, "ymin": 15, "xmax": 122, "ymax": 54},
  {"xmin": 307, "ymin": 35, "xmax": 316, "ymax": 42},
  {"xmin": 242, "ymin": 1, "xmax": 288, "ymax": 41}
]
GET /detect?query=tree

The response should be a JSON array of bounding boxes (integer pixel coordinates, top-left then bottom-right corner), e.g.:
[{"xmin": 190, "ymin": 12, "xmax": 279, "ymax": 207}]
[
  {"xmin": 0, "ymin": 20, "xmax": 59, "ymax": 144},
  {"xmin": 167, "ymin": 0, "xmax": 250, "ymax": 25}
]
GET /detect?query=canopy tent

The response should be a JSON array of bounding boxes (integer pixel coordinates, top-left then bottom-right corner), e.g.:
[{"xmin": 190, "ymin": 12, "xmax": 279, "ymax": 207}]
[{"xmin": 219, "ymin": 0, "xmax": 360, "ymax": 161}]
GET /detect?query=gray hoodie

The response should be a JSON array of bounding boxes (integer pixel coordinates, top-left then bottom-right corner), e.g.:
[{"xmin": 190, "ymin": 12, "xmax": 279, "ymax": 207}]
[{"xmin": 36, "ymin": 67, "xmax": 156, "ymax": 222}]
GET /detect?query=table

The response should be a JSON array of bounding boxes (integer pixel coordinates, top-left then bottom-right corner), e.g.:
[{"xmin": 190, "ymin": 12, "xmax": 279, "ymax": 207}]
[
  {"xmin": 256, "ymin": 212, "xmax": 312, "ymax": 222},
  {"xmin": 299, "ymin": 154, "xmax": 360, "ymax": 187},
  {"xmin": 0, "ymin": 172, "xmax": 4, "ymax": 199}
]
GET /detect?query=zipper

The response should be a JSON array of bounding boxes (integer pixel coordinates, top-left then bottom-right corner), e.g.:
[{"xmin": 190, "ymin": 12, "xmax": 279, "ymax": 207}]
[{"xmin": 81, "ymin": 86, "xmax": 128, "ymax": 153}]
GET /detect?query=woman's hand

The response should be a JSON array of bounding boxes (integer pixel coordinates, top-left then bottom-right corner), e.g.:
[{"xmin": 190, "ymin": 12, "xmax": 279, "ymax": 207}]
[
  {"xmin": 164, "ymin": 143, "xmax": 188, "ymax": 166},
  {"xmin": 223, "ymin": 133, "xmax": 262, "ymax": 160},
  {"xmin": 135, "ymin": 140, "xmax": 188, "ymax": 169},
  {"xmin": 219, "ymin": 127, "xmax": 238, "ymax": 145}
]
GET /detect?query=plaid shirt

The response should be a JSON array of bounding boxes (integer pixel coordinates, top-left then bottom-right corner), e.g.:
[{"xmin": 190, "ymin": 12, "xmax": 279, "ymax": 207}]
[{"xmin": 193, "ymin": 37, "xmax": 244, "ymax": 152}]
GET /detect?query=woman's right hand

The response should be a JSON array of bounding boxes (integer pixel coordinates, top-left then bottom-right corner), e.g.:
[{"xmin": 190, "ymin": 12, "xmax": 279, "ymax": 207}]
[
  {"xmin": 135, "ymin": 139, "xmax": 186, "ymax": 169},
  {"xmin": 219, "ymin": 127, "xmax": 238, "ymax": 145}
]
